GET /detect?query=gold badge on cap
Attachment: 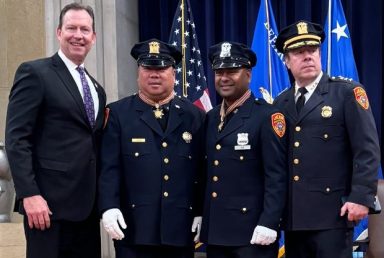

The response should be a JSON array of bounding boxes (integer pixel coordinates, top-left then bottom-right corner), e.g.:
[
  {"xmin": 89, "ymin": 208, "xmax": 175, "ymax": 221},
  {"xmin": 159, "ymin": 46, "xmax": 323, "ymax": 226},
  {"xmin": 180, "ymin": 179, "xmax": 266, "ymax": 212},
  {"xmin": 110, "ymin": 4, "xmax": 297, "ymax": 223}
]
[
  {"xmin": 297, "ymin": 22, "xmax": 308, "ymax": 34},
  {"xmin": 149, "ymin": 41, "xmax": 160, "ymax": 54},
  {"xmin": 182, "ymin": 131, "xmax": 192, "ymax": 143},
  {"xmin": 271, "ymin": 113, "xmax": 286, "ymax": 138},
  {"xmin": 353, "ymin": 86, "xmax": 370, "ymax": 110},
  {"xmin": 321, "ymin": 106, "xmax": 332, "ymax": 118}
]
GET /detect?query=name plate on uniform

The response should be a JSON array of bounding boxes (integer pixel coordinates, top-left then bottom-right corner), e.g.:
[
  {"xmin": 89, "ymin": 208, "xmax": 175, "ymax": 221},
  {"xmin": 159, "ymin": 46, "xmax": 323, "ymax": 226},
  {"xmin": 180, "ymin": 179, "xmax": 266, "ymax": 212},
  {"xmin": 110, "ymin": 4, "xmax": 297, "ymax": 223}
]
[
  {"xmin": 132, "ymin": 138, "xmax": 146, "ymax": 143},
  {"xmin": 234, "ymin": 145, "xmax": 251, "ymax": 150}
]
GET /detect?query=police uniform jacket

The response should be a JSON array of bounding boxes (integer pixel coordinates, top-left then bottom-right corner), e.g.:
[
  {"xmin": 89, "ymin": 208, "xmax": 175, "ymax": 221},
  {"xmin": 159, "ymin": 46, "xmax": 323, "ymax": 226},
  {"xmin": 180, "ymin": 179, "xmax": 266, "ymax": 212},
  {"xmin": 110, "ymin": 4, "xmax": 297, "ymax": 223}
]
[
  {"xmin": 201, "ymin": 94, "xmax": 287, "ymax": 246},
  {"xmin": 273, "ymin": 74, "xmax": 380, "ymax": 231},
  {"xmin": 98, "ymin": 94, "xmax": 205, "ymax": 246}
]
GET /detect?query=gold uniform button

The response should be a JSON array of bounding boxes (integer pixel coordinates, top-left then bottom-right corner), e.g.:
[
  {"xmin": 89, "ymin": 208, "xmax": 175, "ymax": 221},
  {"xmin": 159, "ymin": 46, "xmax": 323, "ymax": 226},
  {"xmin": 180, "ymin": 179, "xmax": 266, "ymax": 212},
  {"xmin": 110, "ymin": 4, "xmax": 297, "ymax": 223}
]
[
  {"xmin": 164, "ymin": 175, "xmax": 169, "ymax": 181},
  {"xmin": 241, "ymin": 207, "xmax": 247, "ymax": 213},
  {"xmin": 163, "ymin": 192, "xmax": 169, "ymax": 197},
  {"xmin": 294, "ymin": 141, "xmax": 300, "ymax": 147},
  {"xmin": 293, "ymin": 175, "xmax": 300, "ymax": 181},
  {"xmin": 240, "ymin": 156, "xmax": 244, "ymax": 160},
  {"xmin": 213, "ymin": 176, "xmax": 219, "ymax": 182},
  {"xmin": 134, "ymin": 152, "xmax": 139, "ymax": 157},
  {"xmin": 164, "ymin": 158, "xmax": 169, "ymax": 164},
  {"xmin": 214, "ymin": 160, "xmax": 219, "ymax": 166},
  {"xmin": 324, "ymin": 134, "xmax": 329, "ymax": 139},
  {"xmin": 188, "ymin": 155, "xmax": 192, "ymax": 160},
  {"xmin": 216, "ymin": 144, "xmax": 221, "ymax": 150},
  {"xmin": 326, "ymin": 187, "xmax": 331, "ymax": 192},
  {"xmin": 293, "ymin": 158, "xmax": 299, "ymax": 164},
  {"xmin": 212, "ymin": 192, "xmax": 217, "ymax": 198},
  {"xmin": 162, "ymin": 142, "xmax": 168, "ymax": 148},
  {"xmin": 295, "ymin": 126, "xmax": 301, "ymax": 132},
  {"xmin": 131, "ymin": 204, "xmax": 135, "ymax": 208}
]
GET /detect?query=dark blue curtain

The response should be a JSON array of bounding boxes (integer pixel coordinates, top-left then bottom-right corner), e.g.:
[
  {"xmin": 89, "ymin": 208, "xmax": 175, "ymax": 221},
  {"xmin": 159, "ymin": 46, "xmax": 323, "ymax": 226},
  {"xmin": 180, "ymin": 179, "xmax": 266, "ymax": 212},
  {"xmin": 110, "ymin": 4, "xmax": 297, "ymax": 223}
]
[{"xmin": 138, "ymin": 0, "xmax": 383, "ymax": 148}]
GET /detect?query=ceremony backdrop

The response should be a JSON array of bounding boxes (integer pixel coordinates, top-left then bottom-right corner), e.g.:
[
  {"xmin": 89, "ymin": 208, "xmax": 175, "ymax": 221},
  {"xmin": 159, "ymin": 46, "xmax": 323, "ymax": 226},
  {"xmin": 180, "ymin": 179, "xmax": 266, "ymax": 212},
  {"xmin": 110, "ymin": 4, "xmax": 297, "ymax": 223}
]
[{"xmin": 138, "ymin": 0, "xmax": 383, "ymax": 154}]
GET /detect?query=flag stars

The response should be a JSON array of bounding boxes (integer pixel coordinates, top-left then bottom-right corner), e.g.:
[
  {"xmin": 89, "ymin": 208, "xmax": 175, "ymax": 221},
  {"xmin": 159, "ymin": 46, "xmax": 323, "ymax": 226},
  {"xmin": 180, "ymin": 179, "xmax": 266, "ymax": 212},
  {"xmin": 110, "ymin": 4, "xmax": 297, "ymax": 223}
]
[
  {"xmin": 197, "ymin": 60, "xmax": 202, "ymax": 66},
  {"xmin": 332, "ymin": 21, "xmax": 348, "ymax": 41},
  {"xmin": 172, "ymin": 41, "xmax": 177, "ymax": 46},
  {"xmin": 197, "ymin": 73, "xmax": 201, "ymax": 78},
  {"xmin": 182, "ymin": 43, "xmax": 187, "ymax": 49},
  {"xmin": 189, "ymin": 58, "xmax": 195, "ymax": 64},
  {"xmin": 192, "ymin": 47, "xmax": 196, "ymax": 52},
  {"xmin": 174, "ymin": 28, "xmax": 180, "ymax": 35},
  {"xmin": 191, "ymin": 23, "xmax": 195, "ymax": 29},
  {"xmin": 186, "ymin": 19, "xmax": 191, "ymax": 24},
  {"xmin": 187, "ymin": 70, "xmax": 193, "ymax": 76},
  {"xmin": 196, "ymin": 85, "xmax": 201, "ymax": 91},
  {"xmin": 184, "ymin": 31, "xmax": 190, "ymax": 37},
  {"xmin": 176, "ymin": 67, "xmax": 182, "ymax": 73},
  {"xmin": 177, "ymin": 16, "xmax": 182, "ymax": 22}
]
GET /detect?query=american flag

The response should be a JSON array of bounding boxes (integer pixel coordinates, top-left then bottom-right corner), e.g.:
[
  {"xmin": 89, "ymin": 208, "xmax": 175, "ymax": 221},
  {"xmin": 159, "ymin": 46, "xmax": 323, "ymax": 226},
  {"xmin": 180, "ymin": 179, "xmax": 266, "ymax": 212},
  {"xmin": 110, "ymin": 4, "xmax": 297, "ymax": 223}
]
[{"xmin": 169, "ymin": 0, "xmax": 212, "ymax": 112}]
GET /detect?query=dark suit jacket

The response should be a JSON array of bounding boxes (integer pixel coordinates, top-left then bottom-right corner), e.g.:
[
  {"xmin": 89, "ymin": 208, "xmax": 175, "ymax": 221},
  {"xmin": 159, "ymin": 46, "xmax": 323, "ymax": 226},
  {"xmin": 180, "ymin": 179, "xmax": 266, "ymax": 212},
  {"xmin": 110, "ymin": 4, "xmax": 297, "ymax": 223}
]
[
  {"xmin": 5, "ymin": 53, "xmax": 106, "ymax": 221},
  {"xmin": 98, "ymin": 95, "xmax": 205, "ymax": 247},
  {"xmin": 274, "ymin": 74, "xmax": 380, "ymax": 231},
  {"xmin": 201, "ymin": 95, "xmax": 287, "ymax": 246}
]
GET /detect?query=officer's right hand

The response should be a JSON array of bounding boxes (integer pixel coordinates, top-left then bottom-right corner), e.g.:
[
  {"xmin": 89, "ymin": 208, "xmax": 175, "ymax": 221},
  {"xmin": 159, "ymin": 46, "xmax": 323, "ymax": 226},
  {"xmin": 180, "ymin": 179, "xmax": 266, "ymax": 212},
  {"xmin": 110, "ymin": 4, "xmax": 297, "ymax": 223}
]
[{"xmin": 102, "ymin": 208, "xmax": 127, "ymax": 240}]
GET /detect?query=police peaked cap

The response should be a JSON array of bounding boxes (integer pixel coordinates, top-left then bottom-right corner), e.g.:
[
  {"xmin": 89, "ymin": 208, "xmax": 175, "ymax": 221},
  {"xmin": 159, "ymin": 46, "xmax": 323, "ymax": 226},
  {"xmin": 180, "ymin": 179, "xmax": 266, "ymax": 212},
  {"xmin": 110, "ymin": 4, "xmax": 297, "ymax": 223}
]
[
  {"xmin": 276, "ymin": 20, "xmax": 325, "ymax": 53},
  {"xmin": 208, "ymin": 41, "xmax": 256, "ymax": 70},
  {"xmin": 131, "ymin": 38, "xmax": 182, "ymax": 67}
]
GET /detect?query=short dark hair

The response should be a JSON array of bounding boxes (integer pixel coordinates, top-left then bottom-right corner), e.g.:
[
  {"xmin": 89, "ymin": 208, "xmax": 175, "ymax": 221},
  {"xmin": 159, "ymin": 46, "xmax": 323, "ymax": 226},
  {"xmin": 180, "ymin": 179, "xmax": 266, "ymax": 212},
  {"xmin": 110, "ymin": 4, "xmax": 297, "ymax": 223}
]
[{"xmin": 58, "ymin": 3, "xmax": 95, "ymax": 32}]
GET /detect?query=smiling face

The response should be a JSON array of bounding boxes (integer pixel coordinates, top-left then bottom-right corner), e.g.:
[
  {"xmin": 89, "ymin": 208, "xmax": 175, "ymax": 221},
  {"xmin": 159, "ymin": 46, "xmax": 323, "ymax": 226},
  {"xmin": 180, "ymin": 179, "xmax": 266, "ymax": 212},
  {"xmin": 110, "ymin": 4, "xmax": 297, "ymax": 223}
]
[
  {"xmin": 56, "ymin": 9, "xmax": 96, "ymax": 65},
  {"xmin": 214, "ymin": 68, "xmax": 251, "ymax": 106},
  {"xmin": 285, "ymin": 45, "xmax": 322, "ymax": 86},
  {"xmin": 137, "ymin": 66, "xmax": 175, "ymax": 102}
]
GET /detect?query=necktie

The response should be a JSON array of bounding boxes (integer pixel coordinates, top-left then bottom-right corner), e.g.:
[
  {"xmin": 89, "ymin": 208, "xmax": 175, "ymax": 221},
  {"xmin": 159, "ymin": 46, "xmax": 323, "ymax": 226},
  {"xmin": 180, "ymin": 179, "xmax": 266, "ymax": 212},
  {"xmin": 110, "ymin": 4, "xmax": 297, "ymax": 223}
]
[
  {"xmin": 76, "ymin": 67, "xmax": 95, "ymax": 127},
  {"xmin": 296, "ymin": 87, "xmax": 308, "ymax": 114}
]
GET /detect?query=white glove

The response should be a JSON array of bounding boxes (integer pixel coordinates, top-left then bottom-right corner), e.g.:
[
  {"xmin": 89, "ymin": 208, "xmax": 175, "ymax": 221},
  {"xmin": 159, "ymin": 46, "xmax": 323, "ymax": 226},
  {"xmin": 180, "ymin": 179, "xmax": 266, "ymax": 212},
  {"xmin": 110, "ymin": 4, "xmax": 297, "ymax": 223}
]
[
  {"xmin": 191, "ymin": 216, "xmax": 202, "ymax": 243},
  {"xmin": 250, "ymin": 225, "xmax": 277, "ymax": 245},
  {"xmin": 102, "ymin": 208, "xmax": 127, "ymax": 240}
]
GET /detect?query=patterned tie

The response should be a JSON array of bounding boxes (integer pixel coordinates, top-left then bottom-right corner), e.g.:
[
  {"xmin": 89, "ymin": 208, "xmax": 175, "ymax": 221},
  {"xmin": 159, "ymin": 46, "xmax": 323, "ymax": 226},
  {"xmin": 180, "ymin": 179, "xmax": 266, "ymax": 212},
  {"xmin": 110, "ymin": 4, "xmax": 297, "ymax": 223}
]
[
  {"xmin": 76, "ymin": 66, "xmax": 95, "ymax": 127},
  {"xmin": 296, "ymin": 87, "xmax": 308, "ymax": 114}
]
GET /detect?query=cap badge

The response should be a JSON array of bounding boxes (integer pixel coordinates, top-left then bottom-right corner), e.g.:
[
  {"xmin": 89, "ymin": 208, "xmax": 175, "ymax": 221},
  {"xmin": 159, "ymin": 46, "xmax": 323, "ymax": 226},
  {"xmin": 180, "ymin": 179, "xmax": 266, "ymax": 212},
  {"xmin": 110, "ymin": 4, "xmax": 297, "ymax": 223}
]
[
  {"xmin": 321, "ymin": 106, "xmax": 333, "ymax": 118},
  {"xmin": 149, "ymin": 41, "xmax": 160, "ymax": 54},
  {"xmin": 182, "ymin": 131, "xmax": 192, "ymax": 143},
  {"xmin": 220, "ymin": 42, "xmax": 232, "ymax": 58},
  {"xmin": 297, "ymin": 22, "xmax": 308, "ymax": 35}
]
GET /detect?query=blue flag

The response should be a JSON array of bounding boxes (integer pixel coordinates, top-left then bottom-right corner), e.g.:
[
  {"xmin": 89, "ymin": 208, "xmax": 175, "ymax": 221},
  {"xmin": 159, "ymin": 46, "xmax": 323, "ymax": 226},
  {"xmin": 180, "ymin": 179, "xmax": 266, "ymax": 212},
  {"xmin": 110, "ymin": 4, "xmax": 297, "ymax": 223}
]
[
  {"xmin": 321, "ymin": 0, "xmax": 383, "ymax": 246},
  {"xmin": 321, "ymin": 0, "xmax": 359, "ymax": 81},
  {"xmin": 250, "ymin": 0, "xmax": 290, "ymax": 103},
  {"xmin": 169, "ymin": 0, "xmax": 212, "ymax": 112}
]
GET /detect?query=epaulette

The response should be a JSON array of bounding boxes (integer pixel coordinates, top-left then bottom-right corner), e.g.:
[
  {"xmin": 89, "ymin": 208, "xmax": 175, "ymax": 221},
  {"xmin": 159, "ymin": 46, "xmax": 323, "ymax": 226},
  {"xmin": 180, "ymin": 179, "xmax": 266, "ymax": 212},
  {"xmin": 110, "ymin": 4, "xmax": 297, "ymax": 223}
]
[{"xmin": 330, "ymin": 76, "xmax": 355, "ymax": 83}]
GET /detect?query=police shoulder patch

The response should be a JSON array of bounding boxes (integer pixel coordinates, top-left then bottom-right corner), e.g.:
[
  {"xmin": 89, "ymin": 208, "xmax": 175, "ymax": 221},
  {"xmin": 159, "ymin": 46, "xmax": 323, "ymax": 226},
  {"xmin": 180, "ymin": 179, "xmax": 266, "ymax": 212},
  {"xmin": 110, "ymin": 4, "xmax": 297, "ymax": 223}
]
[
  {"xmin": 353, "ymin": 86, "xmax": 369, "ymax": 110},
  {"xmin": 271, "ymin": 112, "xmax": 286, "ymax": 138},
  {"xmin": 103, "ymin": 107, "xmax": 110, "ymax": 129}
]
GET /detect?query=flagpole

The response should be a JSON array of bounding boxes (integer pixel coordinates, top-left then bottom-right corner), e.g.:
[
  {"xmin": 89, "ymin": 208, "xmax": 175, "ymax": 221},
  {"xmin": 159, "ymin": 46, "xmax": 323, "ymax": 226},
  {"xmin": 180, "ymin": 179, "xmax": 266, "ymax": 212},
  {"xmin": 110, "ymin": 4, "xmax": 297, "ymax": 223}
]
[
  {"xmin": 326, "ymin": 0, "xmax": 332, "ymax": 75},
  {"xmin": 181, "ymin": 0, "xmax": 188, "ymax": 97},
  {"xmin": 265, "ymin": 0, "xmax": 273, "ymax": 96}
]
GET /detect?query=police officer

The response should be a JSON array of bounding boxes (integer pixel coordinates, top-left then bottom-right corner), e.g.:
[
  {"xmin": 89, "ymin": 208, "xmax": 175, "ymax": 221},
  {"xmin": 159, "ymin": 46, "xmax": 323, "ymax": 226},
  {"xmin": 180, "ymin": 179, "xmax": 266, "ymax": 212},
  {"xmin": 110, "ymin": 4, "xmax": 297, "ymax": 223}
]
[
  {"xmin": 98, "ymin": 39, "xmax": 205, "ymax": 258},
  {"xmin": 274, "ymin": 21, "xmax": 380, "ymax": 258},
  {"xmin": 200, "ymin": 41, "xmax": 287, "ymax": 258}
]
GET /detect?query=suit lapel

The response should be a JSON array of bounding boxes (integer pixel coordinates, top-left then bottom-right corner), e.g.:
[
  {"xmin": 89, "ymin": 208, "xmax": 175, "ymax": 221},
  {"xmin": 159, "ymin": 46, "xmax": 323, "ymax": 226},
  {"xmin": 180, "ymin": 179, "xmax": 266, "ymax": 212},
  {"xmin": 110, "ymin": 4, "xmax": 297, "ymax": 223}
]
[
  {"xmin": 282, "ymin": 87, "xmax": 298, "ymax": 121},
  {"xmin": 136, "ymin": 97, "xmax": 164, "ymax": 136},
  {"xmin": 217, "ymin": 97, "xmax": 252, "ymax": 141},
  {"xmin": 51, "ymin": 53, "xmax": 90, "ymax": 128},
  {"xmin": 164, "ymin": 99, "xmax": 183, "ymax": 140},
  {"xmin": 88, "ymin": 73, "xmax": 106, "ymax": 131}
]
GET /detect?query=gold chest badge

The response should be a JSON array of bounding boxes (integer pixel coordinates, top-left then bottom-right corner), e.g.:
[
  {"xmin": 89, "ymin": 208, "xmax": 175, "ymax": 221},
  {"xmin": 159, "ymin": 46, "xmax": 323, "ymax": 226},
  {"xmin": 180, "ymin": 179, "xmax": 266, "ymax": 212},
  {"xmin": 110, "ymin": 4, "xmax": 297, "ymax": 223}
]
[
  {"xmin": 182, "ymin": 131, "xmax": 192, "ymax": 143},
  {"xmin": 321, "ymin": 106, "xmax": 332, "ymax": 118}
]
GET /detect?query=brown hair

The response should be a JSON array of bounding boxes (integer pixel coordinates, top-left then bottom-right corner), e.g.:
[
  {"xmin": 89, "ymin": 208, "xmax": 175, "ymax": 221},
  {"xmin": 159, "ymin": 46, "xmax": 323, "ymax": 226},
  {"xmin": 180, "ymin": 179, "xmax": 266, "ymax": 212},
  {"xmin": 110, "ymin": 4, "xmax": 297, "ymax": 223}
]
[{"xmin": 58, "ymin": 2, "xmax": 95, "ymax": 32}]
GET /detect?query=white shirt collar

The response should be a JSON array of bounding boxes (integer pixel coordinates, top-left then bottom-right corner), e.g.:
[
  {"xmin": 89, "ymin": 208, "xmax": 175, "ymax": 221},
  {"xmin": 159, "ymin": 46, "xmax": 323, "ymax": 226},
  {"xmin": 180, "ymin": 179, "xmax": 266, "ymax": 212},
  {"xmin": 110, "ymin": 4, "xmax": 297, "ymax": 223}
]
[{"xmin": 58, "ymin": 49, "xmax": 84, "ymax": 71}]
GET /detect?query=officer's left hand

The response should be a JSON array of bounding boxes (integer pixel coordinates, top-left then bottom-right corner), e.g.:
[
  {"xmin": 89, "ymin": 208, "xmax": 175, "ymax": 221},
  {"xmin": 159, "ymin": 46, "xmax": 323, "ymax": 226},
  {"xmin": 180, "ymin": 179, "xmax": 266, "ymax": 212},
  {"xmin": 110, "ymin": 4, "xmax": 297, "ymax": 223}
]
[
  {"xmin": 191, "ymin": 216, "xmax": 202, "ymax": 243},
  {"xmin": 340, "ymin": 202, "xmax": 369, "ymax": 222},
  {"xmin": 250, "ymin": 225, "xmax": 277, "ymax": 245}
]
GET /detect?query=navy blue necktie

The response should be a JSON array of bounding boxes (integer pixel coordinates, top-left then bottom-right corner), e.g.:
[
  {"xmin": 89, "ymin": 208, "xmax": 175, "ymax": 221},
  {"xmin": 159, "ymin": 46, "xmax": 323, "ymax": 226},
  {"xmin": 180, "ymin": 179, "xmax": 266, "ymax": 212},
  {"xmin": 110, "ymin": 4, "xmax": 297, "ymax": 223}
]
[
  {"xmin": 296, "ymin": 87, "xmax": 308, "ymax": 114},
  {"xmin": 76, "ymin": 67, "xmax": 95, "ymax": 127}
]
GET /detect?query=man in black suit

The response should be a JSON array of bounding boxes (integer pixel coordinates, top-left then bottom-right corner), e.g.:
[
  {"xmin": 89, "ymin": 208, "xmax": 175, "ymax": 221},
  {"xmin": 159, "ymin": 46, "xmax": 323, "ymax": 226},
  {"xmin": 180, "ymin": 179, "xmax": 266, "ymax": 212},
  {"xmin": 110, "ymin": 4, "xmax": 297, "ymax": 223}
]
[
  {"xmin": 200, "ymin": 41, "xmax": 287, "ymax": 258},
  {"xmin": 98, "ymin": 39, "xmax": 205, "ymax": 258},
  {"xmin": 5, "ymin": 3, "xmax": 106, "ymax": 258},
  {"xmin": 274, "ymin": 20, "xmax": 380, "ymax": 258}
]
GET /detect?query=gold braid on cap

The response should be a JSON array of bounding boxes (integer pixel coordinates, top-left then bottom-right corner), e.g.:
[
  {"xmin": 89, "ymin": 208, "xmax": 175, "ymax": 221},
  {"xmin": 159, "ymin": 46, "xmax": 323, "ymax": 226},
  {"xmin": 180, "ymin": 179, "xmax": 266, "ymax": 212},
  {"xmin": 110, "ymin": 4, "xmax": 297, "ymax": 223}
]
[{"xmin": 283, "ymin": 34, "xmax": 321, "ymax": 51}]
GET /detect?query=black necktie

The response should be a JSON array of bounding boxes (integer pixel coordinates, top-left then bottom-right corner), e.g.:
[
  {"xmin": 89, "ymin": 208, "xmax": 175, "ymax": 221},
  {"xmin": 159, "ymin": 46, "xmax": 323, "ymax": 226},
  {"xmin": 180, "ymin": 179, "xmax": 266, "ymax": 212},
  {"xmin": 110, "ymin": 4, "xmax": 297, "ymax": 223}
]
[{"xmin": 296, "ymin": 87, "xmax": 308, "ymax": 114}]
